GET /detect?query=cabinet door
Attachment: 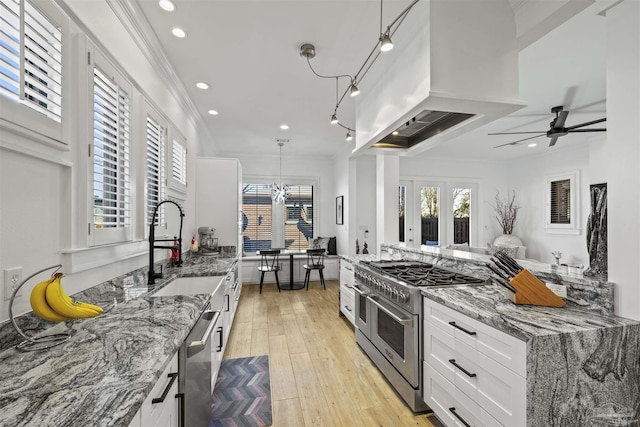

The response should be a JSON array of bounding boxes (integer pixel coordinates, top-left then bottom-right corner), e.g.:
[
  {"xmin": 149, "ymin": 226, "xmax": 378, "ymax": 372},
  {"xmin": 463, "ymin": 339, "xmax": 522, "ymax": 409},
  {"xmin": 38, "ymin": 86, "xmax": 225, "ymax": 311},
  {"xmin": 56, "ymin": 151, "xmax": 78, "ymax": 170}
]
[{"xmin": 141, "ymin": 353, "xmax": 180, "ymax": 427}]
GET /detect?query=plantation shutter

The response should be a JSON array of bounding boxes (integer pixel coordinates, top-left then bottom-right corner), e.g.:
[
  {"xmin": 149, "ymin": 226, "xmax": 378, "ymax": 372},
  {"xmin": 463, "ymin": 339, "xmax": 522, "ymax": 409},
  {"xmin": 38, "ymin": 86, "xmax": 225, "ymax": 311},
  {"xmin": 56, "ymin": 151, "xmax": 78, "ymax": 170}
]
[
  {"xmin": 171, "ymin": 139, "xmax": 187, "ymax": 186},
  {"xmin": 285, "ymin": 185, "xmax": 313, "ymax": 251},
  {"xmin": 550, "ymin": 179, "xmax": 571, "ymax": 224},
  {"xmin": 0, "ymin": 0, "xmax": 63, "ymax": 122},
  {"xmin": 92, "ymin": 66, "xmax": 131, "ymax": 231},
  {"xmin": 242, "ymin": 184, "xmax": 273, "ymax": 252},
  {"xmin": 146, "ymin": 115, "xmax": 165, "ymax": 227}
]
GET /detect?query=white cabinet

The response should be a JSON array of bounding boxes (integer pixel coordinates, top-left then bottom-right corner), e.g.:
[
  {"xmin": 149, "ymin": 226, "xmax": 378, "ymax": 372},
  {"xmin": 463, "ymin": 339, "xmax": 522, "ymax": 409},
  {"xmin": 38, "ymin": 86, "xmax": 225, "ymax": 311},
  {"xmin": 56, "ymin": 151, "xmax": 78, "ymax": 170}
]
[
  {"xmin": 339, "ymin": 259, "xmax": 355, "ymax": 325},
  {"xmin": 196, "ymin": 158, "xmax": 242, "ymax": 250},
  {"xmin": 423, "ymin": 298, "xmax": 527, "ymax": 427},
  {"xmin": 139, "ymin": 352, "xmax": 180, "ymax": 427}
]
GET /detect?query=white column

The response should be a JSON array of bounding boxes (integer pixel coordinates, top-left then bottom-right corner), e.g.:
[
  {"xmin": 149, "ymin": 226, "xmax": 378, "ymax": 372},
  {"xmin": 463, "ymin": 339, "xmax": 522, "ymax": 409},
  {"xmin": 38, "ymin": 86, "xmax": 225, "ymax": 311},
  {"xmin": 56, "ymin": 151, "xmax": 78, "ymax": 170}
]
[
  {"xmin": 376, "ymin": 155, "xmax": 400, "ymax": 253},
  {"xmin": 605, "ymin": 0, "xmax": 640, "ymax": 320}
]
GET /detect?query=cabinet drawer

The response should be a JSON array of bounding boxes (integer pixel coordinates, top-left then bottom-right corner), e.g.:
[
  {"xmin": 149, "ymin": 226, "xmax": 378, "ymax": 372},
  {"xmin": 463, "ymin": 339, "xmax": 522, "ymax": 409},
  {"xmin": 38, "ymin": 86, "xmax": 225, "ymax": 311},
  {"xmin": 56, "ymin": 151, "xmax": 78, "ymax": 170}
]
[
  {"xmin": 141, "ymin": 352, "xmax": 179, "ymax": 427},
  {"xmin": 424, "ymin": 362, "xmax": 504, "ymax": 427},
  {"xmin": 424, "ymin": 298, "xmax": 526, "ymax": 376},
  {"xmin": 425, "ymin": 324, "xmax": 526, "ymax": 426},
  {"xmin": 340, "ymin": 261, "xmax": 354, "ymax": 284},
  {"xmin": 340, "ymin": 286, "xmax": 355, "ymax": 325}
]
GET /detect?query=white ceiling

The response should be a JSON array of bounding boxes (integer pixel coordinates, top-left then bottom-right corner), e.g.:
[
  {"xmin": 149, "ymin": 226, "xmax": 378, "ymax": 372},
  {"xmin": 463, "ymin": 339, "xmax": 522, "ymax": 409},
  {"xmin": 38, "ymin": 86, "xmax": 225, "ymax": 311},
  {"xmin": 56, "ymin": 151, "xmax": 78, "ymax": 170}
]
[{"xmin": 134, "ymin": 0, "xmax": 606, "ymax": 160}]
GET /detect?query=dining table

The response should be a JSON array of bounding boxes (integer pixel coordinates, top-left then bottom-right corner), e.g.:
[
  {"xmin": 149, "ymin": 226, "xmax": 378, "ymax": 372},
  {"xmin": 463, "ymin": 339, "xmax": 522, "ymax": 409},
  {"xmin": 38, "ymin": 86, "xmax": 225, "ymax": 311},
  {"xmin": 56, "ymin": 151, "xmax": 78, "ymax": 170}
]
[{"xmin": 256, "ymin": 249, "xmax": 308, "ymax": 290}]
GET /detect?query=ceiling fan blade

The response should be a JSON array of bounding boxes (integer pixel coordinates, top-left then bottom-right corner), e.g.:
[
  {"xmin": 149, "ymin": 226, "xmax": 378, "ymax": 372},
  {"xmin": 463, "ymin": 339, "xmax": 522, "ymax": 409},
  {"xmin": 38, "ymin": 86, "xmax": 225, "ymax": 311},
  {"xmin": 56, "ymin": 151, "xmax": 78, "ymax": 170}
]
[
  {"xmin": 548, "ymin": 136, "xmax": 559, "ymax": 147},
  {"xmin": 567, "ymin": 128, "xmax": 607, "ymax": 133},
  {"xmin": 488, "ymin": 131, "xmax": 546, "ymax": 135},
  {"xmin": 493, "ymin": 134, "xmax": 544, "ymax": 148},
  {"xmin": 552, "ymin": 111, "xmax": 569, "ymax": 129},
  {"xmin": 565, "ymin": 117, "xmax": 606, "ymax": 130}
]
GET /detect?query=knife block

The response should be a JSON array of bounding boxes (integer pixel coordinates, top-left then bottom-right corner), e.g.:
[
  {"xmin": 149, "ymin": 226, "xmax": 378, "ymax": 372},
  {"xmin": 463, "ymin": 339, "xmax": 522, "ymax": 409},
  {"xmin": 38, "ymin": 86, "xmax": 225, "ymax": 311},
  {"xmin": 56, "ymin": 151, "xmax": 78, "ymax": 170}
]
[{"xmin": 507, "ymin": 269, "xmax": 566, "ymax": 308}]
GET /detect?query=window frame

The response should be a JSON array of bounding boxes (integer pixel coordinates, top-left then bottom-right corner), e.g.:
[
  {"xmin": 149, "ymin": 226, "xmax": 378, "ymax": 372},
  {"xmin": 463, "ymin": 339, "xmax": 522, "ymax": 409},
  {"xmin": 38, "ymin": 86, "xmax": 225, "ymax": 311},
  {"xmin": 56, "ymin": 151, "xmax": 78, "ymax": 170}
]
[
  {"xmin": 242, "ymin": 176, "xmax": 318, "ymax": 254},
  {"xmin": 88, "ymin": 47, "xmax": 133, "ymax": 247},
  {"xmin": 144, "ymin": 104, "xmax": 167, "ymax": 234},
  {"xmin": 167, "ymin": 130, "xmax": 187, "ymax": 194},
  {"xmin": 545, "ymin": 170, "xmax": 580, "ymax": 234},
  {"xmin": 0, "ymin": 0, "xmax": 70, "ymax": 147}
]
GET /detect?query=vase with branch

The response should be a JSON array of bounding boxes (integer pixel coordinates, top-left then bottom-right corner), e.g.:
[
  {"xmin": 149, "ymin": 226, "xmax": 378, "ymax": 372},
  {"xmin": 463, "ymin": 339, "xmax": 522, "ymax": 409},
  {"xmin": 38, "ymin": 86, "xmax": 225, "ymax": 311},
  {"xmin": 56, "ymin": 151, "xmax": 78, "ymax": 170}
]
[{"xmin": 492, "ymin": 190, "xmax": 523, "ymax": 247}]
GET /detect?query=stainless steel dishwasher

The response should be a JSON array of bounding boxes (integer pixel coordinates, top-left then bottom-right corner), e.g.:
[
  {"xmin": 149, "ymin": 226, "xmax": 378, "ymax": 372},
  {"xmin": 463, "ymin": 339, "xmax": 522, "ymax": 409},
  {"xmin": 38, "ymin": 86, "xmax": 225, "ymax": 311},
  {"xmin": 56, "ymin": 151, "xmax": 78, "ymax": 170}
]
[{"xmin": 178, "ymin": 301, "xmax": 221, "ymax": 427}]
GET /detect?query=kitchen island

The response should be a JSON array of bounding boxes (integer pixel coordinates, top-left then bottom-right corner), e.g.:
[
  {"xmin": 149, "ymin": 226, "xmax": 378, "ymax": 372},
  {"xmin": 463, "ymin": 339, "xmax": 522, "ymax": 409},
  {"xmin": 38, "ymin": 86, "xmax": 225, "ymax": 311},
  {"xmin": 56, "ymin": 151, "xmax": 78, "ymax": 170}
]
[{"xmin": 0, "ymin": 253, "xmax": 238, "ymax": 427}]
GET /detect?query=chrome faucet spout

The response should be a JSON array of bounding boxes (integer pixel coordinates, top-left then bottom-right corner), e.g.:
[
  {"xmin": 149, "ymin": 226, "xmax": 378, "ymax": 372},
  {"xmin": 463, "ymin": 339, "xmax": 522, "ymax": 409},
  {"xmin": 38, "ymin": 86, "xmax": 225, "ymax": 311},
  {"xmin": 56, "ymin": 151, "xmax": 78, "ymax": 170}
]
[{"xmin": 148, "ymin": 200, "xmax": 185, "ymax": 285}]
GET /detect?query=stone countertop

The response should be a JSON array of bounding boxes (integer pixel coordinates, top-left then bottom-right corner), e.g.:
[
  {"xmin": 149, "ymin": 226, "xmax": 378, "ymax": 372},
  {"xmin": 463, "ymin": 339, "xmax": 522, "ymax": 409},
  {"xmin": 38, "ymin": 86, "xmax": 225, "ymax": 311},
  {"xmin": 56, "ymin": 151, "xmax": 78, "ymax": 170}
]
[
  {"xmin": 421, "ymin": 283, "xmax": 639, "ymax": 342},
  {"xmin": 0, "ymin": 253, "xmax": 238, "ymax": 427}
]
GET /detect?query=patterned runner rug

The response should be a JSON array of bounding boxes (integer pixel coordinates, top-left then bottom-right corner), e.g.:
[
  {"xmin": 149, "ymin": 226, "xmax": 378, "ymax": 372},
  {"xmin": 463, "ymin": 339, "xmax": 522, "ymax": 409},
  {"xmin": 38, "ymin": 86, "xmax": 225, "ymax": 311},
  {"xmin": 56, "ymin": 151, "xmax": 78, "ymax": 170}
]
[{"xmin": 209, "ymin": 355, "xmax": 272, "ymax": 427}]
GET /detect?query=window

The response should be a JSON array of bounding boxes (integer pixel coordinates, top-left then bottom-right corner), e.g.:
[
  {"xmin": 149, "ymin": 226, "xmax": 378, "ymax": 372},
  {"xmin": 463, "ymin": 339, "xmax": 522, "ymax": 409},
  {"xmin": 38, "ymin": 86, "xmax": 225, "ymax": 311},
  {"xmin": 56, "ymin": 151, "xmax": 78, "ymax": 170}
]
[
  {"xmin": 398, "ymin": 185, "xmax": 406, "ymax": 243},
  {"xmin": 91, "ymin": 61, "xmax": 131, "ymax": 245},
  {"xmin": 452, "ymin": 187, "xmax": 470, "ymax": 244},
  {"xmin": 420, "ymin": 186, "xmax": 440, "ymax": 246},
  {"xmin": 545, "ymin": 171, "xmax": 580, "ymax": 234},
  {"xmin": 146, "ymin": 114, "xmax": 165, "ymax": 227},
  {"xmin": 242, "ymin": 183, "xmax": 315, "ymax": 253},
  {"xmin": 0, "ymin": 0, "xmax": 66, "ymax": 142}
]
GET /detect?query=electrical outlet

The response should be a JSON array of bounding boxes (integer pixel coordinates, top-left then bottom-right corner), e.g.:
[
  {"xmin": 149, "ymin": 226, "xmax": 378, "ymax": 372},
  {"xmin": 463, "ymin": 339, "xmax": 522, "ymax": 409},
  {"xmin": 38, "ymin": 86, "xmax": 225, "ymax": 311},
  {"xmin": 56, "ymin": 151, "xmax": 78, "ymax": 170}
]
[
  {"xmin": 545, "ymin": 282, "xmax": 567, "ymax": 298},
  {"xmin": 4, "ymin": 267, "xmax": 23, "ymax": 301}
]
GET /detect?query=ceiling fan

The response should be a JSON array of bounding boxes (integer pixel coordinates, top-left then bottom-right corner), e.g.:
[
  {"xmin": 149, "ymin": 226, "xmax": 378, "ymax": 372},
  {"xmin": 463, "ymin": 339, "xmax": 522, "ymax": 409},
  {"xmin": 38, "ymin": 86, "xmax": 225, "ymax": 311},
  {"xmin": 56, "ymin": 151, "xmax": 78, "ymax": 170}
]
[{"xmin": 490, "ymin": 106, "xmax": 606, "ymax": 148}]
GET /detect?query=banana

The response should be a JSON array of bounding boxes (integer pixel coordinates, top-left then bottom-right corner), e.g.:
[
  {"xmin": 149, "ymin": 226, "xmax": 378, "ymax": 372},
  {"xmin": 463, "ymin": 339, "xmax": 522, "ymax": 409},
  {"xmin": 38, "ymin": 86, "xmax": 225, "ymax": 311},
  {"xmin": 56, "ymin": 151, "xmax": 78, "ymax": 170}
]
[
  {"xmin": 29, "ymin": 276, "xmax": 71, "ymax": 323},
  {"xmin": 44, "ymin": 273, "xmax": 102, "ymax": 319}
]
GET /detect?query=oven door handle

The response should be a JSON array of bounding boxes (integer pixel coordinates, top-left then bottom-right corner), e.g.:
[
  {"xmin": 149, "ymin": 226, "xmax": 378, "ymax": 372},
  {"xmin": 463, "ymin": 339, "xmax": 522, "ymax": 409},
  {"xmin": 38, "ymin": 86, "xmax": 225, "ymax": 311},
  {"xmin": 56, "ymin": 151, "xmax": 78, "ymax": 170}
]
[
  {"xmin": 368, "ymin": 295, "xmax": 413, "ymax": 326},
  {"xmin": 352, "ymin": 284, "xmax": 369, "ymax": 295}
]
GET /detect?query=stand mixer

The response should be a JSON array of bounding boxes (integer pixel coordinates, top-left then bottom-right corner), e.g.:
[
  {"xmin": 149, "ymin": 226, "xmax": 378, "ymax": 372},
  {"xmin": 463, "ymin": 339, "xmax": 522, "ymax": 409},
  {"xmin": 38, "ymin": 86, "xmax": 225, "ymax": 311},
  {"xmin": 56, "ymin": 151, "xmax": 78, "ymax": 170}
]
[{"xmin": 197, "ymin": 227, "xmax": 219, "ymax": 255}]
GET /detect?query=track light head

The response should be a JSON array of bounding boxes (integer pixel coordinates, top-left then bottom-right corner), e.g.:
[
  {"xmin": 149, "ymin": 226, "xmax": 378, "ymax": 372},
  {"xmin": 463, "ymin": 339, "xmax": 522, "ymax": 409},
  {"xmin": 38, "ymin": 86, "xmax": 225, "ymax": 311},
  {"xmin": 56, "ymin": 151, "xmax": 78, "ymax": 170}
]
[
  {"xmin": 380, "ymin": 32, "xmax": 393, "ymax": 52},
  {"xmin": 346, "ymin": 131, "xmax": 353, "ymax": 141},
  {"xmin": 299, "ymin": 43, "xmax": 316, "ymax": 59},
  {"xmin": 350, "ymin": 83, "xmax": 360, "ymax": 97},
  {"xmin": 330, "ymin": 114, "xmax": 339, "ymax": 125}
]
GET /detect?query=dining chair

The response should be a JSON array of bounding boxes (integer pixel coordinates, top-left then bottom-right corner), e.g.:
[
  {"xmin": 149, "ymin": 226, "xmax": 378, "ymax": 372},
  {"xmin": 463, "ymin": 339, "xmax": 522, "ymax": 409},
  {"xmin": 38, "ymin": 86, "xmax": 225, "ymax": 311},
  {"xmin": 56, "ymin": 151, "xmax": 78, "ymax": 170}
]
[
  {"xmin": 258, "ymin": 249, "xmax": 281, "ymax": 293},
  {"xmin": 303, "ymin": 248, "xmax": 326, "ymax": 290}
]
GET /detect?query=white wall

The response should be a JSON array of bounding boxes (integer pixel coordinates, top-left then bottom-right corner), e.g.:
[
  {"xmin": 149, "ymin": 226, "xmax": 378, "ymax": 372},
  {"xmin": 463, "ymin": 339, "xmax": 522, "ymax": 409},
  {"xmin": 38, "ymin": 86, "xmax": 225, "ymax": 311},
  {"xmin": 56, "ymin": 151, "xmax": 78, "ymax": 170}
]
[
  {"xmin": 355, "ymin": 156, "xmax": 378, "ymax": 254},
  {"xmin": 232, "ymin": 153, "xmax": 336, "ymax": 241},
  {"xmin": 505, "ymin": 144, "xmax": 597, "ymax": 265},
  {"xmin": 333, "ymin": 145, "xmax": 352, "ymax": 255}
]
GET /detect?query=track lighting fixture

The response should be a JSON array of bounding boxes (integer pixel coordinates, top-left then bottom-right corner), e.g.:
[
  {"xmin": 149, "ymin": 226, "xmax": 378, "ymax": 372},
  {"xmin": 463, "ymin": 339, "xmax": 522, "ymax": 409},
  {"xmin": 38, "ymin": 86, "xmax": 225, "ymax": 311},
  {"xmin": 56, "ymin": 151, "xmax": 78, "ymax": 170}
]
[
  {"xmin": 350, "ymin": 83, "xmax": 360, "ymax": 97},
  {"xmin": 299, "ymin": 0, "xmax": 419, "ymax": 140},
  {"xmin": 380, "ymin": 31, "xmax": 393, "ymax": 52}
]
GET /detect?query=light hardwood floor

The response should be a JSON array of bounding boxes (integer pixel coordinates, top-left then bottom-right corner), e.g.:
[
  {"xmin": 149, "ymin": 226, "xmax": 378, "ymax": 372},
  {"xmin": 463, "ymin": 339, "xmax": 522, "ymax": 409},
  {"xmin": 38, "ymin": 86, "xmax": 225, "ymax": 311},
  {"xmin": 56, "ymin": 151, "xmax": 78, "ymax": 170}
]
[{"xmin": 224, "ymin": 279, "xmax": 438, "ymax": 427}]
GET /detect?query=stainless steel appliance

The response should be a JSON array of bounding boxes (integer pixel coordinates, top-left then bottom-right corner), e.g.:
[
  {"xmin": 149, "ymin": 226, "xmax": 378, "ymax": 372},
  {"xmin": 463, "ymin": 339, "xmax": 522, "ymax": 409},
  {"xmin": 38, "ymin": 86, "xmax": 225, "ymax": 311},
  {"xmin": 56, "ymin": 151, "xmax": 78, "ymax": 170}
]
[
  {"xmin": 354, "ymin": 260, "xmax": 487, "ymax": 413},
  {"xmin": 198, "ymin": 226, "xmax": 219, "ymax": 255},
  {"xmin": 179, "ymin": 301, "xmax": 221, "ymax": 426}
]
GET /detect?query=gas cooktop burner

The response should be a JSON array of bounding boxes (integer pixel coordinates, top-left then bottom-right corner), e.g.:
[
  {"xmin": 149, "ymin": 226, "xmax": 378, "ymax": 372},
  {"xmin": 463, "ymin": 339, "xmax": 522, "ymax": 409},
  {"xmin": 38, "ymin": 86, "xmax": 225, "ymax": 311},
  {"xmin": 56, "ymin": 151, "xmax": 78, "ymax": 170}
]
[{"xmin": 362, "ymin": 260, "xmax": 486, "ymax": 287}]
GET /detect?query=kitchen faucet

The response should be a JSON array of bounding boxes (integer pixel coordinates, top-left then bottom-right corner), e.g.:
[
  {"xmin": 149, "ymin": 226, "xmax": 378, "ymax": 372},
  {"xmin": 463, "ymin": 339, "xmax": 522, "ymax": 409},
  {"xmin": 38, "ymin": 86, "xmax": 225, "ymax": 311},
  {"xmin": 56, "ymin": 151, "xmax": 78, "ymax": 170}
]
[{"xmin": 148, "ymin": 200, "xmax": 185, "ymax": 285}]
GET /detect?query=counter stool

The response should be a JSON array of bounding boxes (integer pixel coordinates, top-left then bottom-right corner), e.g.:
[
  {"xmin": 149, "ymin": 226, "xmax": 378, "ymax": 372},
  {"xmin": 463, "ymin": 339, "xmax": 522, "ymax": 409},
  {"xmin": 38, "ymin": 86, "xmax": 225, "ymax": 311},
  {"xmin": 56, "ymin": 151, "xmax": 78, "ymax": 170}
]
[
  {"xmin": 258, "ymin": 249, "xmax": 281, "ymax": 293},
  {"xmin": 303, "ymin": 248, "xmax": 326, "ymax": 290}
]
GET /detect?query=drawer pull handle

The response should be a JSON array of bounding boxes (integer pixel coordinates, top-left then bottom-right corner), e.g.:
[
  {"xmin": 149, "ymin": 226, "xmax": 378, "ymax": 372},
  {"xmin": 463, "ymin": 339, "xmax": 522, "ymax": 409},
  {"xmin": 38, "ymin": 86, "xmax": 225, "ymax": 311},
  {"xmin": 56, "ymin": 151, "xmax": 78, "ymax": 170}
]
[
  {"xmin": 448, "ymin": 321, "xmax": 477, "ymax": 336},
  {"xmin": 449, "ymin": 407, "xmax": 471, "ymax": 427},
  {"xmin": 152, "ymin": 372, "xmax": 178, "ymax": 404},
  {"xmin": 449, "ymin": 359, "xmax": 477, "ymax": 378}
]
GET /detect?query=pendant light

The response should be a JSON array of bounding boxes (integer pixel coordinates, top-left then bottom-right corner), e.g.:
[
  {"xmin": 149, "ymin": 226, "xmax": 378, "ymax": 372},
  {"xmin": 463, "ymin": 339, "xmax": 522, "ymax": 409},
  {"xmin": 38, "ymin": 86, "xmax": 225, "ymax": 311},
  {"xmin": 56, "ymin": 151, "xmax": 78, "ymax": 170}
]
[{"xmin": 272, "ymin": 141, "xmax": 289, "ymax": 205}]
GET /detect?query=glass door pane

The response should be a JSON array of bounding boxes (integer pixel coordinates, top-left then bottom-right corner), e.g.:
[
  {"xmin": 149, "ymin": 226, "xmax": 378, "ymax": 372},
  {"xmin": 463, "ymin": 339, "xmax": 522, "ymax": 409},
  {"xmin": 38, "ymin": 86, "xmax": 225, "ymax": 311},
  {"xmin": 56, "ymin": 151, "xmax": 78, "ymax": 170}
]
[
  {"xmin": 420, "ymin": 186, "xmax": 439, "ymax": 246},
  {"xmin": 452, "ymin": 187, "xmax": 471, "ymax": 244}
]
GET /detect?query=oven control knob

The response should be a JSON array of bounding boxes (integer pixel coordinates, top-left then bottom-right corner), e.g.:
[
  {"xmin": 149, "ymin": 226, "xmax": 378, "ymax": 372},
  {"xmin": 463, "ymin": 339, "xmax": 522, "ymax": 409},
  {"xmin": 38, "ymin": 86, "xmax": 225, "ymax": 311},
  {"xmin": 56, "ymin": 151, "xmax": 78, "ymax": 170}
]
[
  {"xmin": 399, "ymin": 292, "xmax": 408, "ymax": 303},
  {"xmin": 392, "ymin": 289, "xmax": 399, "ymax": 300}
]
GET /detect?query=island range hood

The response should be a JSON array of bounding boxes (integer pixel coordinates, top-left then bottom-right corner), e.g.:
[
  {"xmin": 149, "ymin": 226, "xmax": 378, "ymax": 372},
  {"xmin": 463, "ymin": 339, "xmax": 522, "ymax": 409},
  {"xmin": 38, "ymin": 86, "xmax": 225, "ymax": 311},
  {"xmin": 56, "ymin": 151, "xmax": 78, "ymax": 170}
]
[{"xmin": 354, "ymin": 0, "xmax": 526, "ymax": 155}]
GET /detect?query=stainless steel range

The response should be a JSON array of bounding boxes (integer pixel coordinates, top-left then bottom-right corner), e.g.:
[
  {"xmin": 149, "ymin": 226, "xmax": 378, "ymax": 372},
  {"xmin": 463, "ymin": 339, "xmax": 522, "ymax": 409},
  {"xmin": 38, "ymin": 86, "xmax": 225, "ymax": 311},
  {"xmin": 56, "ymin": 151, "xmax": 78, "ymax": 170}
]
[{"xmin": 354, "ymin": 260, "xmax": 487, "ymax": 413}]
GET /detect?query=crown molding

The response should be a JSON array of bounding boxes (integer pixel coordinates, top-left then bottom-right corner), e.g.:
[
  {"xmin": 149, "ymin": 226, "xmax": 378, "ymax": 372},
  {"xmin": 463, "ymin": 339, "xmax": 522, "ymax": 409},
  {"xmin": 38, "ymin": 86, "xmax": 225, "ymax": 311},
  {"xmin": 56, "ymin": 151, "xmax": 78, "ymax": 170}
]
[{"xmin": 105, "ymin": 0, "xmax": 214, "ymax": 148}]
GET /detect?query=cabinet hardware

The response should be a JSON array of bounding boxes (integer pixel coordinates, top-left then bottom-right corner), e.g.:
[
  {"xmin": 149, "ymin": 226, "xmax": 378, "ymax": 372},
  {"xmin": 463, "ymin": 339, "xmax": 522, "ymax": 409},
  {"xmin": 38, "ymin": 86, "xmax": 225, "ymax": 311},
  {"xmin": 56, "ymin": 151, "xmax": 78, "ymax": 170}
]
[
  {"xmin": 448, "ymin": 321, "xmax": 477, "ymax": 336},
  {"xmin": 225, "ymin": 294, "xmax": 230, "ymax": 312},
  {"xmin": 152, "ymin": 372, "xmax": 178, "ymax": 404},
  {"xmin": 216, "ymin": 326, "xmax": 223, "ymax": 352},
  {"xmin": 449, "ymin": 359, "xmax": 477, "ymax": 378},
  {"xmin": 449, "ymin": 407, "xmax": 471, "ymax": 427}
]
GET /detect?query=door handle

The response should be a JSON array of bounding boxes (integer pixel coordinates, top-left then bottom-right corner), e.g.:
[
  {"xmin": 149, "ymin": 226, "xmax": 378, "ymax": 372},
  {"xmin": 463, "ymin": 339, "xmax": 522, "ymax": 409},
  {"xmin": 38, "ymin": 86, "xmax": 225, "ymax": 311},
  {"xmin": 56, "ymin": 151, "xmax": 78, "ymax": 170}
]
[
  {"xmin": 216, "ymin": 326, "xmax": 223, "ymax": 352},
  {"xmin": 368, "ymin": 295, "xmax": 412, "ymax": 326},
  {"xmin": 151, "ymin": 372, "xmax": 178, "ymax": 404}
]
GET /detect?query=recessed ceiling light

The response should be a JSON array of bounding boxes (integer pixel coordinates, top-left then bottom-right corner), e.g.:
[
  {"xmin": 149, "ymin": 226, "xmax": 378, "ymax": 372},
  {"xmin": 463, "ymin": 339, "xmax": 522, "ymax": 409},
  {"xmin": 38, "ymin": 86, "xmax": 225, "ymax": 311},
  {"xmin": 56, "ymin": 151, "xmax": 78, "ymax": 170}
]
[
  {"xmin": 392, "ymin": 131, "xmax": 399, "ymax": 136},
  {"xmin": 528, "ymin": 143, "xmax": 537, "ymax": 147},
  {"xmin": 171, "ymin": 28, "xmax": 186, "ymax": 38},
  {"xmin": 196, "ymin": 82, "xmax": 209, "ymax": 90},
  {"xmin": 207, "ymin": 110, "xmax": 219, "ymax": 116},
  {"xmin": 158, "ymin": 0, "xmax": 175, "ymax": 11},
  {"xmin": 280, "ymin": 124, "xmax": 289, "ymax": 130}
]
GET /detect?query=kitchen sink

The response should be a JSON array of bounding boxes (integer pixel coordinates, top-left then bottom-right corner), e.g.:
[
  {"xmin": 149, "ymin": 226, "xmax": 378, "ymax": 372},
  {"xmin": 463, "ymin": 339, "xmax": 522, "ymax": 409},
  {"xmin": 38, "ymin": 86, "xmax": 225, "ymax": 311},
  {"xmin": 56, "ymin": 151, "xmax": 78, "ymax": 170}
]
[{"xmin": 151, "ymin": 276, "xmax": 223, "ymax": 297}]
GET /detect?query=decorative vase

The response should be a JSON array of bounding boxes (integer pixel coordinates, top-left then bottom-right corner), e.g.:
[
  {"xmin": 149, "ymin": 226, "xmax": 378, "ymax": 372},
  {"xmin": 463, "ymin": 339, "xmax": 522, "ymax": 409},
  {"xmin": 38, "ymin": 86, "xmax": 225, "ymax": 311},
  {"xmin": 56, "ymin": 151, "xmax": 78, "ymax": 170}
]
[{"xmin": 493, "ymin": 233, "xmax": 523, "ymax": 247}]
